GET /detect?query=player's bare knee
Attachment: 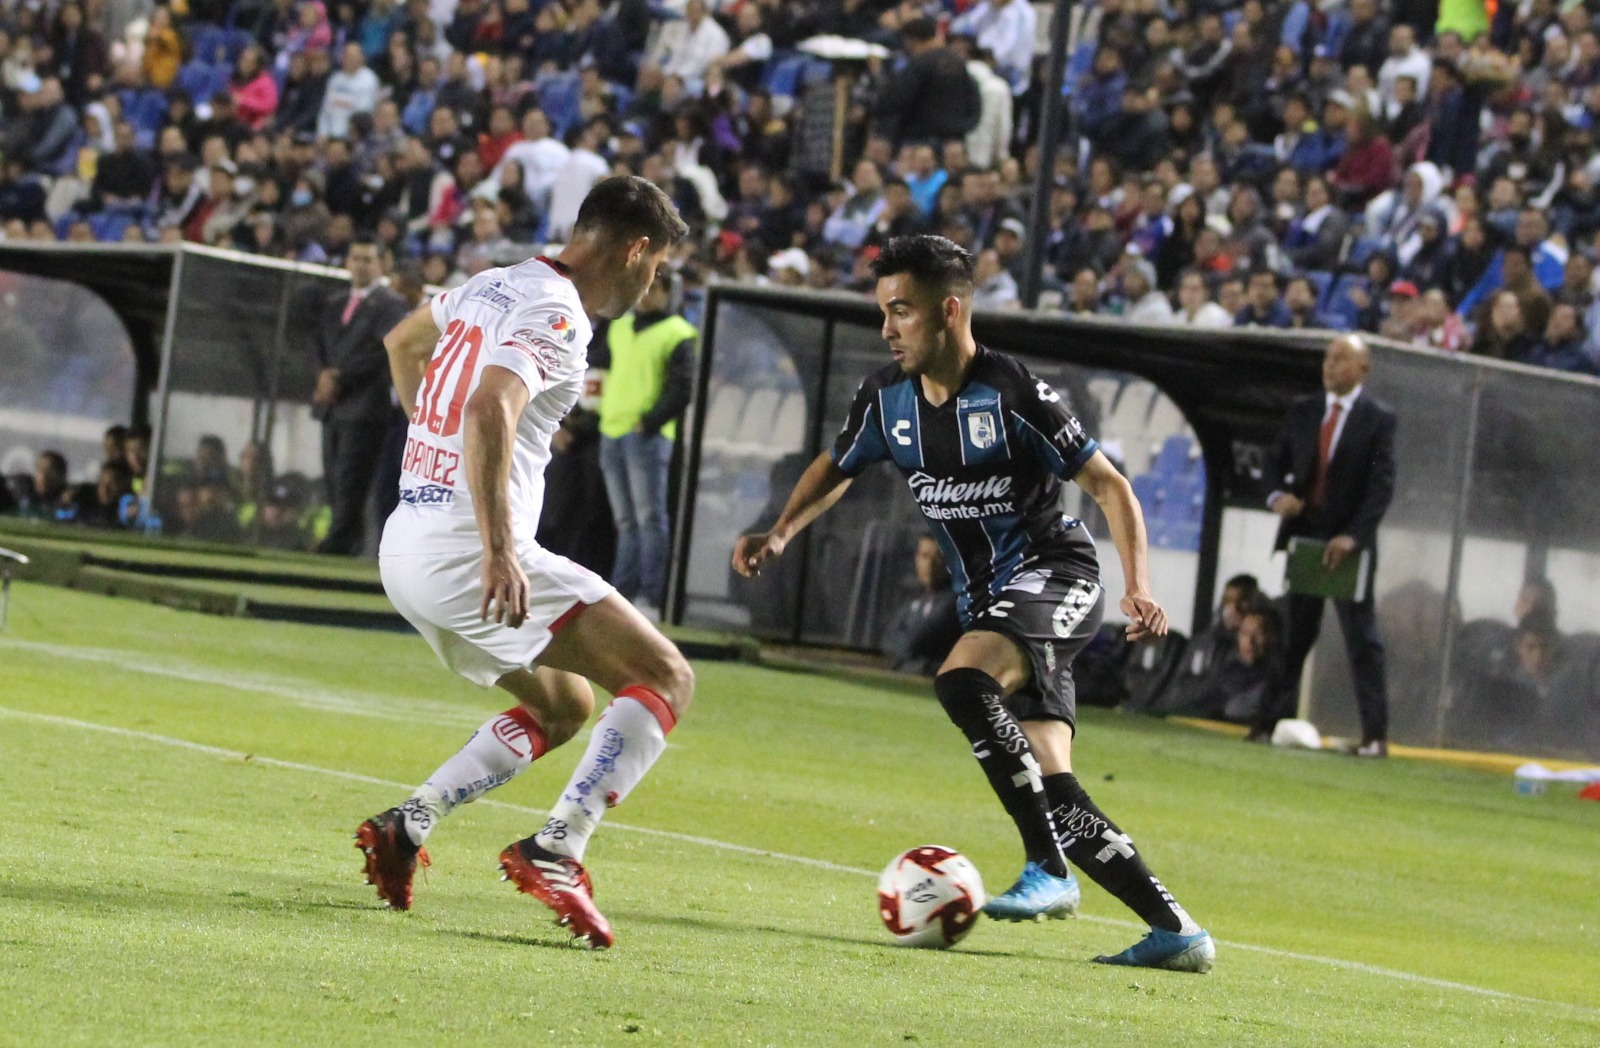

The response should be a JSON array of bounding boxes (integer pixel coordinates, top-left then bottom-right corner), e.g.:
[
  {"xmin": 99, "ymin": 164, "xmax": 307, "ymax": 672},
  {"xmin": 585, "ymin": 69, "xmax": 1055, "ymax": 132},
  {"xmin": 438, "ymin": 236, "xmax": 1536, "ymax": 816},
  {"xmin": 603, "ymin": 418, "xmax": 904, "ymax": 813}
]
[
  {"xmin": 541, "ymin": 704, "xmax": 591, "ymax": 748},
  {"xmin": 635, "ymin": 645, "xmax": 694, "ymax": 716}
]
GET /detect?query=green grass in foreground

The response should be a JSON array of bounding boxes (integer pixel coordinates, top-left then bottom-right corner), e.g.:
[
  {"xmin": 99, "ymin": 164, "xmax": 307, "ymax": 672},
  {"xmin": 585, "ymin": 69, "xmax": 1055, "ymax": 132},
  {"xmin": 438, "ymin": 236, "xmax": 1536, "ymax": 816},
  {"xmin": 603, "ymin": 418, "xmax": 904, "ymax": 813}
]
[{"xmin": 0, "ymin": 582, "xmax": 1597, "ymax": 1047}]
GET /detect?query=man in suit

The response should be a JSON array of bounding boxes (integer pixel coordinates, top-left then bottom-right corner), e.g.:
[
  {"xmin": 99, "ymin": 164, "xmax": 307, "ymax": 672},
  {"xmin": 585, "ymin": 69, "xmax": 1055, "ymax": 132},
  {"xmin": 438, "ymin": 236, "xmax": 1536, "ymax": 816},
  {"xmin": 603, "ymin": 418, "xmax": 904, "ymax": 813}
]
[
  {"xmin": 1249, "ymin": 335, "xmax": 1398, "ymax": 756},
  {"xmin": 310, "ymin": 235, "xmax": 409, "ymax": 555}
]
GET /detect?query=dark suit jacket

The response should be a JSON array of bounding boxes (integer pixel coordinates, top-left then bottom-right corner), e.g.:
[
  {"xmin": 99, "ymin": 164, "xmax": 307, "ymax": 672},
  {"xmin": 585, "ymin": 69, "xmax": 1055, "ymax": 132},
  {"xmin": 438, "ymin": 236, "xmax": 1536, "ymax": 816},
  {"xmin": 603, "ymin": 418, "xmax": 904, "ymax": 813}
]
[
  {"xmin": 310, "ymin": 285, "xmax": 409, "ymax": 425},
  {"xmin": 1266, "ymin": 389, "xmax": 1397, "ymax": 553}
]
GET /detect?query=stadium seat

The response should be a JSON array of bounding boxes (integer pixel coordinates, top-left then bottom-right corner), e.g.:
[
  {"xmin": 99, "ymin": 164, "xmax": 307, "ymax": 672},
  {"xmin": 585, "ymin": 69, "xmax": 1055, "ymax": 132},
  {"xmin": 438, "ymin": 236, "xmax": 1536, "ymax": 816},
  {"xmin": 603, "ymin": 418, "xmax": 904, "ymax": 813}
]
[
  {"xmin": 1304, "ymin": 270, "xmax": 1334, "ymax": 309},
  {"xmin": 1345, "ymin": 236, "xmax": 1384, "ymax": 268}
]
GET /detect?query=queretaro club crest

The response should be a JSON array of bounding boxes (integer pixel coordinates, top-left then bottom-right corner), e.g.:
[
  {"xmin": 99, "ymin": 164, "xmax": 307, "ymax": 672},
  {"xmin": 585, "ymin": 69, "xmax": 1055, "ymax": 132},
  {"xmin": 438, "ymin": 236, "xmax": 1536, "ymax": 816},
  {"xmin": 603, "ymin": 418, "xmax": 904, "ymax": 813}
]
[{"xmin": 967, "ymin": 412, "xmax": 997, "ymax": 450}]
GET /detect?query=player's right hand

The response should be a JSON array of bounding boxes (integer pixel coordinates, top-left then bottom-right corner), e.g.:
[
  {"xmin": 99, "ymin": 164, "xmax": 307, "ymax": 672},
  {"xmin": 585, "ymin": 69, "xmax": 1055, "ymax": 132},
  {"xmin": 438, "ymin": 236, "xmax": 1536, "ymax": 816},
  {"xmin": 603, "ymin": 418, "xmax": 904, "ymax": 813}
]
[
  {"xmin": 480, "ymin": 550, "xmax": 531, "ymax": 628},
  {"xmin": 732, "ymin": 532, "xmax": 786, "ymax": 578}
]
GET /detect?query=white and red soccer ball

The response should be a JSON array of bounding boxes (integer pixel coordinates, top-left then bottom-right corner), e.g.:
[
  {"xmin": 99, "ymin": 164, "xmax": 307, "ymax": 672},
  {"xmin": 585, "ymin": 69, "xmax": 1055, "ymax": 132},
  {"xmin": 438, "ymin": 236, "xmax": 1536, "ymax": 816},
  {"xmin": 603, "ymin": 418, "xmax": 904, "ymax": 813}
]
[{"xmin": 877, "ymin": 845, "xmax": 986, "ymax": 949}]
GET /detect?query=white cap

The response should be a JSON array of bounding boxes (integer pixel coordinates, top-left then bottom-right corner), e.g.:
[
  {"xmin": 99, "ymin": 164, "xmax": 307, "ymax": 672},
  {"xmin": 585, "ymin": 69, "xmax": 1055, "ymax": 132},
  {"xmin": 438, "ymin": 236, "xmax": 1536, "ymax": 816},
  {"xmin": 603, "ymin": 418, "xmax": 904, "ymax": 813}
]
[{"xmin": 768, "ymin": 248, "xmax": 810, "ymax": 276}]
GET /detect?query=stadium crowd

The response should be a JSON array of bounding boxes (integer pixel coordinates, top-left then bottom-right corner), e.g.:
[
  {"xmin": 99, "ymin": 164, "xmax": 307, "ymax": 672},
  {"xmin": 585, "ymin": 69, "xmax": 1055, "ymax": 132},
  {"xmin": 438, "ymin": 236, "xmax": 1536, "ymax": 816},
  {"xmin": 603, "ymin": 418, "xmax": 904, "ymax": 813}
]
[{"xmin": 0, "ymin": 0, "xmax": 1599, "ymax": 377}]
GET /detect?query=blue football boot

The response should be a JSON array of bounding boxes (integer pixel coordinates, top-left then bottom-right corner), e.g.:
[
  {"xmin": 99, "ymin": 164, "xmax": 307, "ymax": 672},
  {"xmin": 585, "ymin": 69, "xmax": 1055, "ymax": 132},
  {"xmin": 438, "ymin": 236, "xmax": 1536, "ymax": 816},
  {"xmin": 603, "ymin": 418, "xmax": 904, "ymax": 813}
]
[
  {"xmin": 1093, "ymin": 927, "xmax": 1216, "ymax": 973},
  {"xmin": 982, "ymin": 862, "xmax": 1081, "ymax": 922}
]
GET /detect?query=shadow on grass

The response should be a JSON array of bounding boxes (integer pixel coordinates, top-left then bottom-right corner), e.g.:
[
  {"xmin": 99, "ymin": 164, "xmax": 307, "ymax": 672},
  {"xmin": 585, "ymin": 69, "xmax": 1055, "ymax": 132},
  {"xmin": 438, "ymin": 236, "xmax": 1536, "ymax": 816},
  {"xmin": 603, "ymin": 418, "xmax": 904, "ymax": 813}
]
[
  {"xmin": 437, "ymin": 928, "xmax": 591, "ymax": 951},
  {"xmin": 609, "ymin": 909, "xmax": 1031, "ymax": 959}
]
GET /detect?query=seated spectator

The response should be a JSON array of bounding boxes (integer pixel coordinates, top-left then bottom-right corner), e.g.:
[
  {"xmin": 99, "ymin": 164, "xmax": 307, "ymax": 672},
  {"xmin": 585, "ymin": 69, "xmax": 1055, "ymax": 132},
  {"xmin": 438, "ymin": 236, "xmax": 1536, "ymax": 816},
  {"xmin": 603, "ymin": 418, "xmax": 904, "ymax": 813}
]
[
  {"xmin": 1367, "ymin": 161, "xmax": 1445, "ymax": 253},
  {"xmin": 822, "ymin": 160, "xmax": 887, "ymax": 251},
  {"xmin": 1329, "ymin": 108, "xmax": 1398, "ymax": 209},
  {"xmin": 874, "ymin": 18, "xmax": 980, "ymax": 149},
  {"xmin": 91, "ymin": 120, "xmax": 158, "ymax": 213},
  {"xmin": 1282, "ymin": 175, "xmax": 1350, "ymax": 271},
  {"xmin": 973, "ymin": 247, "xmax": 1020, "ymax": 310},
  {"xmin": 1284, "ymin": 274, "xmax": 1320, "ymax": 328},
  {"xmin": 1118, "ymin": 255, "xmax": 1174, "ymax": 323},
  {"xmin": 230, "ymin": 46, "xmax": 279, "ymax": 132},
  {"xmin": 1415, "ymin": 288, "xmax": 1469, "ymax": 352},
  {"xmin": 1376, "ymin": 280, "xmax": 1423, "ymax": 340},
  {"xmin": 1522, "ymin": 303, "xmax": 1600, "ymax": 375},
  {"xmin": 646, "ymin": 0, "xmax": 730, "ymax": 86},
  {"xmin": 1470, "ymin": 290, "xmax": 1536, "ymax": 360},
  {"xmin": 880, "ymin": 537, "xmax": 963, "ymax": 676},
  {"xmin": 1063, "ymin": 266, "xmax": 1103, "ymax": 316},
  {"xmin": 1236, "ymin": 268, "xmax": 1291, "ymax": 327},
  {"xmin": 1174, "ymin": 269, "xmax": 1234, "ymax": 327}
]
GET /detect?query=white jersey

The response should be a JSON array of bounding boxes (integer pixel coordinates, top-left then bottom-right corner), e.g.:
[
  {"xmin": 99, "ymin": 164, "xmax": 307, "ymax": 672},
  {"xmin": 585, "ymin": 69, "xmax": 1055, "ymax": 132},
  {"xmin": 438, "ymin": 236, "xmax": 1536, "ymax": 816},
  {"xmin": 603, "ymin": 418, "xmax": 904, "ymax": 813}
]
[{"xmin": 381, "ymin": 256, "xmax": 593, "ymax": 554}]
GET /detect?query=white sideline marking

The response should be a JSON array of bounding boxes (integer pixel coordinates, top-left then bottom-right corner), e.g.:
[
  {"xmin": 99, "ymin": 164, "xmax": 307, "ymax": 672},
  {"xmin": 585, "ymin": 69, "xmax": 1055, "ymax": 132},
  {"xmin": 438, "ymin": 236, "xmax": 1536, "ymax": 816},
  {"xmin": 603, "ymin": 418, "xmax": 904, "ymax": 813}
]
[
  {"xmin": 2, "ymin": 704, "xmax": 1596, "ymax": 1019},
  {"xmin": 0, "ymin": 637, "xmax": 495, "ymax": 730}
]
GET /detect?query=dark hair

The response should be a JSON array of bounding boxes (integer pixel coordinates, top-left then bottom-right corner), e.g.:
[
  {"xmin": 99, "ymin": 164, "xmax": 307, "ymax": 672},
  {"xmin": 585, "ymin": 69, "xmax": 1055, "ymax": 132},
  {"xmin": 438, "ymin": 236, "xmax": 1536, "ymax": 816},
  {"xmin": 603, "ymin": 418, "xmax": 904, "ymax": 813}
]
[
  {"xmin": 1225, "ymin": 573, "xmax": 1260, "ymax": 594},
  {"xmin": 1249, "ymin": 268, "xmax": 1280, "ymax": 289},
  {"xmin": 869, "ymin": 235, "xmax": 975, "ymax": 297},
  {"xmin": 349, "ymin": 233, "xmax": 383, "ymax": 252},
  {"xmin": 572, "ymin": 175, "xmax": 689, "ymax": 248},
  {"xmin": 104, "ymin": 424, "xmax": 129, "ymax": 442},
  {"xmin": 128, "ymin": 424, "xmax": 153, "ymax": 444},
  {"xmin": 100, "ymin": 458, "xmax": 134, "ymax": 484},
  {"xmin": 38, "ymin": 450, "xmax": 67, "ymax": 474},
  {"xmin": 1517, "ymin": 607, "xmax": 1558, "ymax": 640},
  {"xmin": 1521, "ymin": 577, "xmax": 1558, "ymax": 617},
  {"xmin": 900, "ymin": 15, "xmax": 937, "ymax": 42}
]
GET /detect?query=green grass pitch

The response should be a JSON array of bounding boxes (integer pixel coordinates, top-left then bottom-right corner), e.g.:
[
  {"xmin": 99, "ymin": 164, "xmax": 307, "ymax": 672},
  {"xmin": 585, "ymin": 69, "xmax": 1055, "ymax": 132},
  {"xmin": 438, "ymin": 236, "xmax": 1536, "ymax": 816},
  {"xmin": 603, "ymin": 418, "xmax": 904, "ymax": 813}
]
[{"xmin": 1, "ymin": 581, "xmax": 1597, "ymax": 1046}]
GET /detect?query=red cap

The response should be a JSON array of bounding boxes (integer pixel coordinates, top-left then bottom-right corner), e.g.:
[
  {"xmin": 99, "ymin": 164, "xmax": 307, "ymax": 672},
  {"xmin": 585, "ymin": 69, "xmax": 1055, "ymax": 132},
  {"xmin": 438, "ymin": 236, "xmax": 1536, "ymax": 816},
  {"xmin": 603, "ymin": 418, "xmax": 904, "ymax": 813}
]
[{"xmin": 1387, "ymin": 280, "xmax": 1420, "ymax": 298}]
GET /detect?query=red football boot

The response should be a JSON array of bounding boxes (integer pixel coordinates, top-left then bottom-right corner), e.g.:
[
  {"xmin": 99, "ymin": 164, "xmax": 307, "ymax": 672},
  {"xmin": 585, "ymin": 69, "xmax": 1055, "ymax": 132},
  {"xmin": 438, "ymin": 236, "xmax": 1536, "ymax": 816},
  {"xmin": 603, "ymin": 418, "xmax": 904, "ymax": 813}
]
[
  {"xmin": 354, "ymin": 808, "xmax": 431, "ymax": 911},
  {"xmin": 497, "ymin": 838, "xmax": 614, "ymax": 948}
]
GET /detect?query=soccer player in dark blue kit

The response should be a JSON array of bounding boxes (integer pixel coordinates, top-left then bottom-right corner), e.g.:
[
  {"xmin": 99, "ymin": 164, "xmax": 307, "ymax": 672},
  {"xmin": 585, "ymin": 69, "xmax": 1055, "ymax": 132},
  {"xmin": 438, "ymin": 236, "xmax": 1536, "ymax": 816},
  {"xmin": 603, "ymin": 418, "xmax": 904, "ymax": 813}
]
[{"xmin": 732, "ymin": 236, "xmax": 1214, "ymax": 972}]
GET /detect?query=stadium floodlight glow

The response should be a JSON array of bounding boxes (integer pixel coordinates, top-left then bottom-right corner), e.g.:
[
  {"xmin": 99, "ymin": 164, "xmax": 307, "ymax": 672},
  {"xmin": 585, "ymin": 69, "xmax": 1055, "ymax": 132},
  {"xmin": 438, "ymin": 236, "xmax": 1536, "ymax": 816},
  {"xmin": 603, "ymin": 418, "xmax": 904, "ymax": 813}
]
[{"xmin": 0, "ymin": 547, "xmax": 28, "ymax": 632}]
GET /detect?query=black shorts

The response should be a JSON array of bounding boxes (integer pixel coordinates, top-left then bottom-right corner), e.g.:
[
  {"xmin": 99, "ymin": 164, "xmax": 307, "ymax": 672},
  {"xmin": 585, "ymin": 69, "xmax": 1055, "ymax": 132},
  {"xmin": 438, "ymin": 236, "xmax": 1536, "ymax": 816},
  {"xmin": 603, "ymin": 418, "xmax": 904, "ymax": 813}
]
[{"xmin": 965, "ymin": 558, "xmax": 1106, "ymax": 728}]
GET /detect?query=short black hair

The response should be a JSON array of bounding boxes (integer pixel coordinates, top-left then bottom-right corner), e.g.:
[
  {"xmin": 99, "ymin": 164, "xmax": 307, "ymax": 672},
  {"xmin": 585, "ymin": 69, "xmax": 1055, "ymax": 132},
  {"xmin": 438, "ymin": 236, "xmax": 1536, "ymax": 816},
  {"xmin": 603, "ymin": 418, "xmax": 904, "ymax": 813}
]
[
  {"xmin": 1225, "ymin": 573, "xmax": 1259, "ymax": 594},
  {"xmin": 870, "ymin": 235, "xmax": 975, "ymax": 298},
  {"xmin": 1517, "ymin": 607, "xmax": 1558, "ymax": 640},
  {"xmin": 349, "ymin": 233, "xmax": 383, "ymax": 252},
  {"xmin": 38, "ymin": 450, "xmax": 67, "ymax": 474},
  {"xmin": 900, "ymin": 15, "xmax": 937, "ymax": 42},
  {"xmin": 572, "ymin": 175, "xmax": 690, "ymax": 249}
]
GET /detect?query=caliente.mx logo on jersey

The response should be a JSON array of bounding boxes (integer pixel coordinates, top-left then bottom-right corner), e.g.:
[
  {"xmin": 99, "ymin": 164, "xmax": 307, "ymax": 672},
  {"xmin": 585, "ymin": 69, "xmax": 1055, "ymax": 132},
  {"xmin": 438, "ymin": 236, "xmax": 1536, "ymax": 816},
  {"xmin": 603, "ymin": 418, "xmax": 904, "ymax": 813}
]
[
  {"xmin": 549, "ymin": 312, "xmax": 577, "ymax": 342},
  {"xmin": 907, "ymin": 471, "xmax": 1015, "ymax": 520}
]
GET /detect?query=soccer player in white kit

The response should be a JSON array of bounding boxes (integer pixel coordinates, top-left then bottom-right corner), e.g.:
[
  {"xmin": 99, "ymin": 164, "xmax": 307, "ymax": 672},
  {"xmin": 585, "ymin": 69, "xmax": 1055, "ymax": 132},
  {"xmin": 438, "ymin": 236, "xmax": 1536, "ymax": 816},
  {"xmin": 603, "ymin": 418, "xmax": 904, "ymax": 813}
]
[{"xmin": 355, "ymin": 176, "xmax": 692, "ymax": 948}]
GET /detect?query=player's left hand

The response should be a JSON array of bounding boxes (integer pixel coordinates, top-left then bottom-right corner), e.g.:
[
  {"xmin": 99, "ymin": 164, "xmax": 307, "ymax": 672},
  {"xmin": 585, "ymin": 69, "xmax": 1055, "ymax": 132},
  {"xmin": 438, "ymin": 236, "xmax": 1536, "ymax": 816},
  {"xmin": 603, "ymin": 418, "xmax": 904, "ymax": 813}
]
[
  {"xmin": 479, "ymin": 550, "xmax": 531, "ymax": 628},
  {"xmin": 1323, "ymin": 535, "xmax": 1358, "ymax": 570},
  {"xmin": 1121, "ymin": 591, "xmax": 1168, "ymax": 643}
]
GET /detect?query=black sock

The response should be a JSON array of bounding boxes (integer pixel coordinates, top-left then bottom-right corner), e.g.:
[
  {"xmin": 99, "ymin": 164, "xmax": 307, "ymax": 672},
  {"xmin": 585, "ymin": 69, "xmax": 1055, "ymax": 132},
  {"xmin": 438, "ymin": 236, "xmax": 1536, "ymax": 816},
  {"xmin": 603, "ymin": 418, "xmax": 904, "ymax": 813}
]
[
  {"xmin": 933, "ymin": 668, "xmax": 1069, "ymax": 879},
  {"xmin": 1044, "ymin": 772, "xmax": 1192, "ymax": 933}
]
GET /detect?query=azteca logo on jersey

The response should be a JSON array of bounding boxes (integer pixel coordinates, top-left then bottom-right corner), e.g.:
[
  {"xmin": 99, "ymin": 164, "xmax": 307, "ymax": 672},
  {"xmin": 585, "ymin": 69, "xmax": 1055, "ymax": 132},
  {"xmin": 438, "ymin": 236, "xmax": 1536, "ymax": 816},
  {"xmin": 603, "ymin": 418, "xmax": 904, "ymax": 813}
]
[
  {"xmin": 548, "ymin": 313, "xmax": 577, "ymax": 343},
  {"xmin": 907, "ymin": 471, "xmax": 1015, "ymax": 520}
]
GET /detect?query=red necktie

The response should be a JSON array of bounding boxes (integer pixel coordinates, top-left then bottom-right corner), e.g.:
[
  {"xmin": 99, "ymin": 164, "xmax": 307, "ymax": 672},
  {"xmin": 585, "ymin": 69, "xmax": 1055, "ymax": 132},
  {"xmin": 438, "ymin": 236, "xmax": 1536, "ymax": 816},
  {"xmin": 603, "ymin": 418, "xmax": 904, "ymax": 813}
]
[
  {"xmin": 342, "ymin": 291, "xmax": 360, "ymax": 325},
  {"xmin": 1311, "ymin": 401, "xmax": 1342, "ymax": 508}
]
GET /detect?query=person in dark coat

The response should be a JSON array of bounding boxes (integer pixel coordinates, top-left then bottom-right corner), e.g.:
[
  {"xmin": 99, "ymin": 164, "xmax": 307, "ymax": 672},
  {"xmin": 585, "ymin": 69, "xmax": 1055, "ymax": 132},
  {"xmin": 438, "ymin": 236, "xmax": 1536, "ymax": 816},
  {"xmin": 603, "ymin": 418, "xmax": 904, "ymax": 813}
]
[
  {"xmin": 873, "ymin": 17, "xmax": 981, "ymax": 149},
  {"xmin": 309, "ymin": 235, "xmax": 410, "ymax": 554},
  {"xmin": 1249, "ymin": 335, "xmax": 1397, "ymax": 757}
]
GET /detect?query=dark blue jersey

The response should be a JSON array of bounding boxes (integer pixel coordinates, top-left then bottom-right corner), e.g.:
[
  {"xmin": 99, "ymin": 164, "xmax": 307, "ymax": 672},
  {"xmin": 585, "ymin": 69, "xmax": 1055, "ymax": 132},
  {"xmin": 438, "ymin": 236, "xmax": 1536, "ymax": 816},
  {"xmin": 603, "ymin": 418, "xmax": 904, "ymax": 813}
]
[{"xmin": 830, "ymin": 345, "xmax": 1102, "ymax": 623}]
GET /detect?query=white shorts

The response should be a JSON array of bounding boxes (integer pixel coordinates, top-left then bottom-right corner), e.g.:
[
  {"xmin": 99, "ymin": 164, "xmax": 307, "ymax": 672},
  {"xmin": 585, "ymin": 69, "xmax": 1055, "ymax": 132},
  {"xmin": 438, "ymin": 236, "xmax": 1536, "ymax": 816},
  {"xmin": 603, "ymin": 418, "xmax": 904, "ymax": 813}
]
[{"xmin": 381, "ymin": 540, "xmax": 614, "ymax": 687}]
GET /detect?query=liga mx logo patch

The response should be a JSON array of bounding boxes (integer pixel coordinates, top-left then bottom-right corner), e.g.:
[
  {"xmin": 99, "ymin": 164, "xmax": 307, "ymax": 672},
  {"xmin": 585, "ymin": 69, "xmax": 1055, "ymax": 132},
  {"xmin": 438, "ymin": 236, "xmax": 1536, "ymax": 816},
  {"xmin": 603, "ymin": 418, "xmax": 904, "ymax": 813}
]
[
  {"xmin": 549, "ymin": 313, "xmax": 577, "ymax": 343},
  {"xmin": 967, "ymin": 412, "xmax": 998, "ymax": 450}
]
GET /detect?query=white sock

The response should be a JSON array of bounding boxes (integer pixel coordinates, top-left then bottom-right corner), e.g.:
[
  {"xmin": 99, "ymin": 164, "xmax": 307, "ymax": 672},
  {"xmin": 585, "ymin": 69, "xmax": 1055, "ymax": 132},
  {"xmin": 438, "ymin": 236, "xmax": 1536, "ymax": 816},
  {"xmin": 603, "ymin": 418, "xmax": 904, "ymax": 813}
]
[
  {"xmin": 400, "ymin": 708, "xmax": 548, "ymax": 845},
  {"xmin": 534, "ymin": 688, "xmax": 676, "ymax": 862}
]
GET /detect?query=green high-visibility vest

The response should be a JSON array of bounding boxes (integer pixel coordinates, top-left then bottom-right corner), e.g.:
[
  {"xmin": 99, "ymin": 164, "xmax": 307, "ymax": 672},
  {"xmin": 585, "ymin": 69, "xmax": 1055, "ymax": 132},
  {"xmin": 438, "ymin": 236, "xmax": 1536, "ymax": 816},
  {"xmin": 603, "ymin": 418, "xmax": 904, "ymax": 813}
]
[{"xmin": 598, "ymin": 312, "xmax": 697, "ymax": 440}]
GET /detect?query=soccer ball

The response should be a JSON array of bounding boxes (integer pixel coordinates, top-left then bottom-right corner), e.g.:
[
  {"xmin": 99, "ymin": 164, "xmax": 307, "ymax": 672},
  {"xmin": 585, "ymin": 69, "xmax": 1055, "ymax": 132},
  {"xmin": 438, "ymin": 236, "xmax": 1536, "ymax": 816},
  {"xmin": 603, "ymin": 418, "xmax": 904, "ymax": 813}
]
[{"xmin": 877, "ymin": 845, "xmax": 986, "ymax": 949}]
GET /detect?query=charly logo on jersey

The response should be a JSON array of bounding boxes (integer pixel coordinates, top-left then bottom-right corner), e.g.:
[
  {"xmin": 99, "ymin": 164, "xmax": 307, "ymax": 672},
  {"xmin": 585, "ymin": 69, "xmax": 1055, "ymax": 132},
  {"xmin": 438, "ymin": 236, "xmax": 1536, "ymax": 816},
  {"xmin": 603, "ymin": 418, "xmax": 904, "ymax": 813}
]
[
  {"xmin": 468, "ymin": 279, "xmax": 518, "ymax": 313},
  {"xmin": 966, "ymin": 412, "xmax": 998, "ymax": 450},
  {"xmin": 548, "ymin": 313, "xmax": 577, "ymax": 342},
  {"xmin": 907, "ymin": 471, "xmax": 1015, "ymax": 520}
]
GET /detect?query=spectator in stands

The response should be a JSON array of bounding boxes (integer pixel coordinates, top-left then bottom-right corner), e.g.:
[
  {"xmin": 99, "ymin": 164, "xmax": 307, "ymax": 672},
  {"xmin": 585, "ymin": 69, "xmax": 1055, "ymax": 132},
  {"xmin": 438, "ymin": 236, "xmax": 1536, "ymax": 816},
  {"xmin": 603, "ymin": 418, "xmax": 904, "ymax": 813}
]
[
  {"xmin": 497, "ymin": 107, "xmax": 569, "ymax": 206},
  {"xmin": 1236, "ymin": 269, "xmax": 1291, "ymax": 327},
  {"xmin": 1282, "ymin": 175, "xmax": 1350, "ymax": 271},
  {"xmin": 1064, "ymin": 266, "xmax": 1102, "ymax": 316},
  {"xmin": 598, "ymin": 267, "xmax": 695, "ymax": 615},
  {"xmin": 0, "ymin": 155, "xmax": 47, "ymax": 224},
  {"xmin": 1330, "ymin": 108, "xmax": 1398, "ymax": 209},
  {"xmin": 1440, "ymin": 216, "xmax": 1496, "ymax": 308},
  {"xmin": 880, "ymin": 536, "xmax": 963, "ymax": 676},
  {"xmin": 308, "ymin": 235, "xmax": 408, "ymax": 554},
  {"xmin": 823, "ymin": 159, "xmax": 888, "ymax": 251},
  {"xmin": 1469, "ymin": 289, "xmax": 1535, "ymax": 363},
  {"xmin": 1174, "ymin": 269, "xmax": 1234, "ymax": 327},
  {"xmin": 874, "ymin": 17, "xmax": 980, "ymax": 150},
  {"xmin": 1119, "ymin": 255, "xmax": 1173, "ymax": 323},
  {"xmin": 319, "ymin": 42, "xmax": 381, "ymax": 140},
  {"xmin": 1524, "ymin": 303, "xmax": 1600, "ymax": 375},
  {"xmin": 231, "ymin": 46, "xmax": 280, "ymax": 132},
  {"xmin": 647, "ymin": 0, "xmax": 730, "ymax": 86},
  {"xmin": 91, "ymin": 120, "xmax": 158, "ymax": 213},
  {"xmin": 49, "ymin": 1, "xmax": 109, "ymax": 108},
  {"xmin": 1378, "ymin": 280, "xmax": 1424, "ymax": 340},
  {"xmin": 1416, "ymin": 288, "xmax": 1468, "ymax": 353},
  {"xmin": 1284, "ymin": 275, "xmax": 1320, "ymax": 329},
  {"xmin": 973, "ymin": 246, "xmax": 1021, "ymax": 310}
]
